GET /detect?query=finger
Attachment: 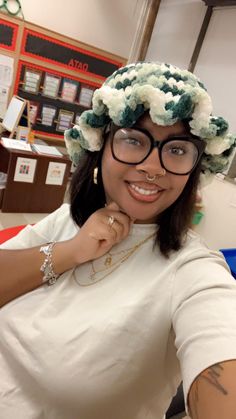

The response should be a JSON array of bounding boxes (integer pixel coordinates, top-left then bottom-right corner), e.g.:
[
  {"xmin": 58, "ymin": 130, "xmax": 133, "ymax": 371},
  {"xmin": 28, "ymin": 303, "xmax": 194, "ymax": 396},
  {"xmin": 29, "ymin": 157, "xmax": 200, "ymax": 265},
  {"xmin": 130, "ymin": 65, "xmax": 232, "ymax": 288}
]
[
  {"xmin": 106, "ymin": 211, "xmax": 131, "ymax": 239},
  {"xmin": 106, "ymin": 201, "xmax": 136, "ymax": 223},
  {"xmin": 105, "ymin": 201, "xmax": 121, "ymax": 212},
  {"xmin": 110, "ymin": 220, "xmax": 125, "ymax": 243},
  {"xmin": 99, "ymin": 229, "xmax": 119, "ymax": 251}
]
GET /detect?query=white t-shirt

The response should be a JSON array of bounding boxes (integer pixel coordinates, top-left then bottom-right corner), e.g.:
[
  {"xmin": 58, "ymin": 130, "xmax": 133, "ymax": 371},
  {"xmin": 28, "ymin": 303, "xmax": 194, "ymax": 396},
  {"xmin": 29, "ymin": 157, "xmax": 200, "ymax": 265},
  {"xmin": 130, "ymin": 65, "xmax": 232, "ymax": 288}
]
[{"xmin": 1, "ymin": 203, "xmax": 236, "ymax": 419}]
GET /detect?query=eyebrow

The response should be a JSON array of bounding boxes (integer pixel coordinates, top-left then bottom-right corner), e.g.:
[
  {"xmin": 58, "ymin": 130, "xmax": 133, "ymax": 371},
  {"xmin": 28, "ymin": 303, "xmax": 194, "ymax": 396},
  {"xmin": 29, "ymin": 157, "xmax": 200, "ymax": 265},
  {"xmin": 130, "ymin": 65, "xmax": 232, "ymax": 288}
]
[{"xmin": 130, "ymin": 125, "xmax": 190, "ymax": 140}]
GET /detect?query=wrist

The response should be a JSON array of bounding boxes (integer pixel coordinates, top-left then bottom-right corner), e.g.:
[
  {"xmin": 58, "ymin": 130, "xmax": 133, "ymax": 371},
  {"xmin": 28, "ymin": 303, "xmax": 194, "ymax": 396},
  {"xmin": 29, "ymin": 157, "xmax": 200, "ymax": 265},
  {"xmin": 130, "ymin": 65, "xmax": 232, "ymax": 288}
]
[{"xmin": 40, "ymin": 242, "xmax": 59, "ymax": 286}]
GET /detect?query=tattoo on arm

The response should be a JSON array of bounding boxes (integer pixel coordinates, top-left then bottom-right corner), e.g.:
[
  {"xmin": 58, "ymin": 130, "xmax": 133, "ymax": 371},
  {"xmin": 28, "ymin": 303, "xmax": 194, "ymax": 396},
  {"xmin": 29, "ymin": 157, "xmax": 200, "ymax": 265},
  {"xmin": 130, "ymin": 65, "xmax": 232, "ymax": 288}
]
[
  {"xmin": 201, "ymin": 363, "xmax": 228, "ymax": 395},
  {"xmin": 189, "ymin": 363, "xmax": 228, "ymax": 418}
]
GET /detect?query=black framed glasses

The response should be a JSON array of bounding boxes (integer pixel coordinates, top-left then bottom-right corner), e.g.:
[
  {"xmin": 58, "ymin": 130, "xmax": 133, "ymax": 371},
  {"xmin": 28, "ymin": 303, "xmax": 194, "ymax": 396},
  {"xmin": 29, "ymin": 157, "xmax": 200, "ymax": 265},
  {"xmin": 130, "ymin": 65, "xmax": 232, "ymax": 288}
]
[{"xmin": 109, "ymin": 124, "xmax": 205, "ymax": 175}]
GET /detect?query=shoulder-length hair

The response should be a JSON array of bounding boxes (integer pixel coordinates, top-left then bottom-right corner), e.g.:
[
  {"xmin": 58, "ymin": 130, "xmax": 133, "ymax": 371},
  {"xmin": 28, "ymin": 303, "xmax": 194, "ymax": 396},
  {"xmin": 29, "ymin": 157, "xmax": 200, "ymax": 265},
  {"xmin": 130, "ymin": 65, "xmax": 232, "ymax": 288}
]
[{"xmin": 70, "ymin": 134, "xmax": 202, "ymax": 258}]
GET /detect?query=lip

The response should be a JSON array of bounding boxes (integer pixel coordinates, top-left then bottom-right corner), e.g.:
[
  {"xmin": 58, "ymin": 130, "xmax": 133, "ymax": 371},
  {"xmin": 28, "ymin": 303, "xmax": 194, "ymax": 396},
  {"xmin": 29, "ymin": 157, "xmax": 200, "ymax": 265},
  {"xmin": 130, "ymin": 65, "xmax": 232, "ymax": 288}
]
[{"xmin": 126, "ymin": 181, "xmax": 165, "ymax": 203}]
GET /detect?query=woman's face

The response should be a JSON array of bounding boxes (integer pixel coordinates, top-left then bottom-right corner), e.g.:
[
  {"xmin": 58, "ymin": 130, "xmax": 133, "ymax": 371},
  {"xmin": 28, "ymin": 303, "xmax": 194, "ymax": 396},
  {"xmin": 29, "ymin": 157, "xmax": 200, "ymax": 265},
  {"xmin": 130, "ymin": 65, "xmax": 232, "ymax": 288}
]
[{"xmin": 101, "ymin": 114, "xmax": 190, "ymax": 224}]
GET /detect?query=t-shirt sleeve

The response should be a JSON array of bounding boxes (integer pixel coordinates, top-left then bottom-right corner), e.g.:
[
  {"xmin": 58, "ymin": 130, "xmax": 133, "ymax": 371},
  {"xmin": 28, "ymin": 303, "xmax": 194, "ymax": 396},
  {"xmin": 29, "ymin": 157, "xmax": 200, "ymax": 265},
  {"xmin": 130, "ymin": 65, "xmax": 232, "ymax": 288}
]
[
  {"xmin": 171, "ymin": 245, "xmax": 236, "ymax": 412},
  {"xmin": 0, "ymin": 203, "xmax": 78, "ymax": 249}
]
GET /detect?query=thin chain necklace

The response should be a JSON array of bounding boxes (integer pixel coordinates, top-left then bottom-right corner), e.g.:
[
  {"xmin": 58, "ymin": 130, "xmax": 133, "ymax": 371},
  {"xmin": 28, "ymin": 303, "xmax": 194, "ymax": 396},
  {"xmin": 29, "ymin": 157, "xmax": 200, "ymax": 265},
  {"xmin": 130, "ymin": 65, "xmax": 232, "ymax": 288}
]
[{"xmin": 77, "ymin": 232, "xmax": 155, "ymax": 287}]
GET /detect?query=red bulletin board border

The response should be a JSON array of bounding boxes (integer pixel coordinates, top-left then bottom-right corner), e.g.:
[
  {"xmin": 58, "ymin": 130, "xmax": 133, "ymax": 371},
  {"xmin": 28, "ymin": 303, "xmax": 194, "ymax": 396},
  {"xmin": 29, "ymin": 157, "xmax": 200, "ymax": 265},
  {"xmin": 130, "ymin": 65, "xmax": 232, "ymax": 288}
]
[
  {"xmin": 0, "ymin": 18, "xmax": 18, "ymax": 51},
  {"xmin": 21, "ymin": 28, "xmax": 123, "ymax": 80},
  {"xmin": 34, "ymin": 130, "xmax": 65, "ymax": 140}
]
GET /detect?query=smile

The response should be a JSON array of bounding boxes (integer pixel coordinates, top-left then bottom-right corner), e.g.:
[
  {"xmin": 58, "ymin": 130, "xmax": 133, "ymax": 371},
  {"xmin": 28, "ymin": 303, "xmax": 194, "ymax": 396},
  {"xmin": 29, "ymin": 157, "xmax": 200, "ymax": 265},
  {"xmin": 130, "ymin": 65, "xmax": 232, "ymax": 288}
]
[
  {"xmin": 126, "ymin": 182, "xmax": 165, "ymax": 203},
  {"xmin": 130, "ymin": 184, "xmax": 160, "ymax": 196}
]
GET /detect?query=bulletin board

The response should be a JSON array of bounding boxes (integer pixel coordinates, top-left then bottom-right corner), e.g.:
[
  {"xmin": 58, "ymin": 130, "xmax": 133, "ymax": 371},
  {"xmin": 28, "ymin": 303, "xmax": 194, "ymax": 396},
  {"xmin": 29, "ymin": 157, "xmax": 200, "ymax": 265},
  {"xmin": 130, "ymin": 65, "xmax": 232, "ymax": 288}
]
[
  {"xmin": 0, "ymin": 12, "xmax": 126, "ymax": 143},
  {"xmin": 0, "ymin": 18, "xmax": 18, "ymax": 51},
  {"xmin": 15, "ymin": 60, "xmax": 100, "ymax": 139}
]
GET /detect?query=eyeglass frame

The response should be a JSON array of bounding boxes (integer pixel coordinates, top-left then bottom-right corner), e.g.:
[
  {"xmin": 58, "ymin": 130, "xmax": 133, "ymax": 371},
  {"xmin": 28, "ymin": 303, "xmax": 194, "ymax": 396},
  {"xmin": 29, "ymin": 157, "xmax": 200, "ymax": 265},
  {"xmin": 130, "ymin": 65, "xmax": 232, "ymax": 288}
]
[{"xmin": 107, "ymin": 123, "xmax": 206, "ymax": 176}]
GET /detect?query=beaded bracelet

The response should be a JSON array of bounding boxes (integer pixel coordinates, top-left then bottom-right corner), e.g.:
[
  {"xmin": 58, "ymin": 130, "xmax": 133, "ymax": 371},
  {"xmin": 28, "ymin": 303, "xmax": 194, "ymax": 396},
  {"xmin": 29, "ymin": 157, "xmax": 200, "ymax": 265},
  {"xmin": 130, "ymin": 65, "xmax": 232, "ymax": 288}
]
[{"xmin": 39, "ymin": 242, "xmax": 59, "ymax": 286}]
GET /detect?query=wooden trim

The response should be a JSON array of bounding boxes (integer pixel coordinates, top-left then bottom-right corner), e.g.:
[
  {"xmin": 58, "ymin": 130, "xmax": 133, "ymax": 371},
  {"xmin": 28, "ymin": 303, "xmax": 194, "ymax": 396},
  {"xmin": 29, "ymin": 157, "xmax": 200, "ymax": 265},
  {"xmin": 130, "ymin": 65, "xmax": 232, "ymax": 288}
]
[
  {"xmin": 188, "ymin": 5, "xmax": 213, "ymax": 73},
  {"xmin": 137, "ymin": 0, "xmax": 162, "ymax": 61}
]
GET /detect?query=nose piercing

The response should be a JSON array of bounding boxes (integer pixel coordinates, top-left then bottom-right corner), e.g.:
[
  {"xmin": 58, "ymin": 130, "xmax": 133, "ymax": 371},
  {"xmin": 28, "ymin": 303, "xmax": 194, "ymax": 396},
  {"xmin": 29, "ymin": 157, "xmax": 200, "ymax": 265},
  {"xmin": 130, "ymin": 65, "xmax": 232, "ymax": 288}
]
[
  {"xmin": 146, "ymin": 174, "xmax": 156, "ymax": 182},
  {"xmin": 145, "ymin": 168, "xmax": 166, "ymax": 182}
]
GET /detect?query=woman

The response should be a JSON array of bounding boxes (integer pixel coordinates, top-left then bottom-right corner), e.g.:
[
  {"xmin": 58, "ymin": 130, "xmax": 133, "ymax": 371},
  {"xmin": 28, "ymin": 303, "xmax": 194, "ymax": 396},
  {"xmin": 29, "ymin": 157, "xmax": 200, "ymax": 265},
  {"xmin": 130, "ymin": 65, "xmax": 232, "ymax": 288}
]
[{"xmin": 1, "ymin": 62, "xmax": 236, "ymax": 419}]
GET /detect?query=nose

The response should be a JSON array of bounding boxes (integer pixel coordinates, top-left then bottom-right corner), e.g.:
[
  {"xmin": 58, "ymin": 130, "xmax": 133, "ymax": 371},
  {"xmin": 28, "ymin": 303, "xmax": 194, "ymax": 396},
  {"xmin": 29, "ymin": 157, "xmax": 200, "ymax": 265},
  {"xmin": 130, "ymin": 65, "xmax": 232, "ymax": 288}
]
[{"xmin": 135, "ymin": 148, "xmax": 164, "ymax": 176}]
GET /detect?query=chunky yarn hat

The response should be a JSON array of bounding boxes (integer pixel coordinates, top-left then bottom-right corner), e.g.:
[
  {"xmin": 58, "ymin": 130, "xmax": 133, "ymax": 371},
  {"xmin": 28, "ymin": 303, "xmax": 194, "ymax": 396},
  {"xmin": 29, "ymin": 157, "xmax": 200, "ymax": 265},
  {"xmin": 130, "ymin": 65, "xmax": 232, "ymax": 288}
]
[{"xmin": 65, "ymin": 62, "xmax": 236, "ymax": 173}]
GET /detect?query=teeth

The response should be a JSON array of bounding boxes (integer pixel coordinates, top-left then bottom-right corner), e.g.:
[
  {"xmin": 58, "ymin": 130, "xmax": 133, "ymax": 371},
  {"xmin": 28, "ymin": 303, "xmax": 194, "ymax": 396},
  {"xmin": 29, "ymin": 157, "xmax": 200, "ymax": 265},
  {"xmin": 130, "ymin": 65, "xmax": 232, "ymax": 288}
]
[{"xmin": 130, "ymin": 184, "xmax": 160, "ymax": 196}]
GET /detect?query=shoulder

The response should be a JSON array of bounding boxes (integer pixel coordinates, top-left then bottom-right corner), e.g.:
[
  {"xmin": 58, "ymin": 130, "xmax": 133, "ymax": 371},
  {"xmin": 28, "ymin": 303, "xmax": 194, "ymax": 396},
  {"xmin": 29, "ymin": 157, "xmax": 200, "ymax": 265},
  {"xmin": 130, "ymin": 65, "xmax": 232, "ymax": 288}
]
[
  {"xmin": 174, "ymin": 228, "xmax": 229, "ymax": 271},
  {"xmin": 0, "ymin": 204, "xmax": 78, "ymax": 249}
]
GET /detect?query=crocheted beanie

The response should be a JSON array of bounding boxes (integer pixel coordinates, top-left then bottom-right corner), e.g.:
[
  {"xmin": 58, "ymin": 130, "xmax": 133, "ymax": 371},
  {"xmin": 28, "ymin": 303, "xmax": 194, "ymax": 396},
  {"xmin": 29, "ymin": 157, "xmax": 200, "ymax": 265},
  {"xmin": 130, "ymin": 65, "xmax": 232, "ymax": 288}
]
[{"xmin": 65, "ymin": 62, "xmax": 236, "ymax": 174}]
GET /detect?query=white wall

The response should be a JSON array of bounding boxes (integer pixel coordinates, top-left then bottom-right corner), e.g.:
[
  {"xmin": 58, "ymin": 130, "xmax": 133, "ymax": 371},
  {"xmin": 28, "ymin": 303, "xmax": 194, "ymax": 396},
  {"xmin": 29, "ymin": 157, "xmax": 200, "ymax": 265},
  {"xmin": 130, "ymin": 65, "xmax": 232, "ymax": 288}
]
[
  {"xmin": 194, "ymin": 6, "xmax": 236, "ymax": 133},
  {"xmin": 195, "ymin": 177, "xmax": 236, "ymax": 250},
  {"xmin": 146, "ymin": 0, "xmax": 236, "ymax": 250},
  {"xmin": 146, "ymin": 0, "xmax": 206, "ymax": 69},
  {"xmin": 19, "ymin": 0, "xmax": 144, "ymax": 58}
]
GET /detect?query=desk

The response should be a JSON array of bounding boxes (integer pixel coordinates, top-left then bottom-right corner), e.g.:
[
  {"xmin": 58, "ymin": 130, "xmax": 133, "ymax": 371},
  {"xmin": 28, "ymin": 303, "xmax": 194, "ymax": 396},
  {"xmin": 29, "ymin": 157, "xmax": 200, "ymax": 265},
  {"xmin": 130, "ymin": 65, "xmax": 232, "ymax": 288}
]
[{"xmin": 0, "ymin": 142, "xmax": 71, "ymax": 213}]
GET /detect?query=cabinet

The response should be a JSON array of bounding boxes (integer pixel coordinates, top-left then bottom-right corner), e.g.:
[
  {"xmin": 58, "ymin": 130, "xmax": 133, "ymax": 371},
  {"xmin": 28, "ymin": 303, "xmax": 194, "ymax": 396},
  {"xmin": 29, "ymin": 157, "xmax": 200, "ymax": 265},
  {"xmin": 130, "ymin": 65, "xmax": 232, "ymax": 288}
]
[{"xmin": 0, "ymin": 142, "xmax": 71, "ymax": 213}]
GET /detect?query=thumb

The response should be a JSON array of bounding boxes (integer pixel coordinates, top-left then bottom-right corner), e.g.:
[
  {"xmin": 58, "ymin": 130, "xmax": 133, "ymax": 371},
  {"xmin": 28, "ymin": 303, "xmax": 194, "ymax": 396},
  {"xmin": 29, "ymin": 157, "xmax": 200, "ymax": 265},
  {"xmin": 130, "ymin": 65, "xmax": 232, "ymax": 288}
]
[
  {"xmin": 106, "ymin": 201, "xmax": 136, "ymax": 223},
  {"xmin": 106, "ymin": 201, "xmax": 121, "ymax": 211}
]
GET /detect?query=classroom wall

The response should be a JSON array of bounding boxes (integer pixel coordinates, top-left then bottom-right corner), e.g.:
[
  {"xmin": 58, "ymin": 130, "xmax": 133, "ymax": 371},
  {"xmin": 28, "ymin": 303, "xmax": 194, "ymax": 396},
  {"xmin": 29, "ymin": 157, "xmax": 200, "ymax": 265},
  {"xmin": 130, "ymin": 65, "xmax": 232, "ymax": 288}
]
[
  {"xmin": 19, "ymin": 0, "xmax": 144, "ymax": 58},
  {"xmin": 146, "ymin": 0, "xmax": 236, "ymax": 250},
  {"xmin": 146, "ymin": 0, "xmax": 206, "ymax": 69}
]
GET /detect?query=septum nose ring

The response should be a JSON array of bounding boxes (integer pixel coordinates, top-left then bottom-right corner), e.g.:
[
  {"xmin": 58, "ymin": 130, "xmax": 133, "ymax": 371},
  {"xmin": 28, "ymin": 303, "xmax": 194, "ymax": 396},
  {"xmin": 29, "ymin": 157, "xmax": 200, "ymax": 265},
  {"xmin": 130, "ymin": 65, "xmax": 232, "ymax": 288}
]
[
  {"xmin": 145, "ymin": 168, "xmax": 166, "ymax": 182},
  {"xmin": 146, "ymin": 174, "xmax": 156, "ymax": 182}
]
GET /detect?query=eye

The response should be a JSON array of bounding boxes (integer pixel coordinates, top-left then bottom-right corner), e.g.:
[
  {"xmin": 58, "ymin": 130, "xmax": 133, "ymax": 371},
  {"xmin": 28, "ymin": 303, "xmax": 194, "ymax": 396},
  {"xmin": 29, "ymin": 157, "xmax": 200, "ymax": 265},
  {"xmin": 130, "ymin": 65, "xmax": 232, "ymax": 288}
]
[
  {"xmin": 169, "ymin": 146, "xmax": 186, "ymax": 155},
  {"xmin": 123, "ymin": 136, "xmax": 142, "ymax": 146},
  {"xmin": 164, "ymin": 140, "xmax": 190, "ymax": 156}
]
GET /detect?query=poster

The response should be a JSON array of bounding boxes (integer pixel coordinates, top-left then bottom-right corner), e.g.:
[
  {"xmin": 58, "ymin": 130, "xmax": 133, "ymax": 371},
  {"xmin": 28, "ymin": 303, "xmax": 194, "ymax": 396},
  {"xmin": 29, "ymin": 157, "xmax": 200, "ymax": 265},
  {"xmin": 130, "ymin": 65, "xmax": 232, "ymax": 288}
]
[
  {"xmin": 78, "ymin": 86, "xmax": 94, "ymax": 107},
  {"xmin": 0, "ymin": 54, "xmax": 14, "ymax": 87},
  {"xmin": 61, "ymin": 78, "xmax": 78, "ymax": 102},
  {"xmin": 45, "ymin": 162, "xmax": 66, "ymax": 185},
  {"xmin": 29, "ymin": 102, "xmax": 39, "ymax": 124},
  {"xmin": 0, "ymin": 54, "xmax": 13, "ymax": 119},
  {"xmin": 56, "ymin": 110, "xmax": 74, "ymax": 132},
  {"xmin": 41, "ymin": 105, "xmax": 56, "ymax": 126},
  {"xmin": 14, "ymin": 157, "xmax": 37, "ymax": 183},
  {"xmin": 16, "ymin": 126, "xmax": 30, "ymax": 142},
  {"xmin": 0, "ymin": 85, "xmax": 9, "ymax": 119},
  {"xmin": 43, "ymin": 73, "xmax": 61, "ymax": 98},
  {"xmin": 23, "ymin": 68, "xmax": 41, "ymax": 94}
]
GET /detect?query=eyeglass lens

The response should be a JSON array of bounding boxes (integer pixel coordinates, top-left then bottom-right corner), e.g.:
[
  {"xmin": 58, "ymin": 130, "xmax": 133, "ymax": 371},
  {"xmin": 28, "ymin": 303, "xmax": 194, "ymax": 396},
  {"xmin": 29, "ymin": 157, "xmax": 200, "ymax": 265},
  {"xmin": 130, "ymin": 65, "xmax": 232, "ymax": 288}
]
[{"xmin": 112, "ymin": 128, "xmax": 199, "ymax": 174}]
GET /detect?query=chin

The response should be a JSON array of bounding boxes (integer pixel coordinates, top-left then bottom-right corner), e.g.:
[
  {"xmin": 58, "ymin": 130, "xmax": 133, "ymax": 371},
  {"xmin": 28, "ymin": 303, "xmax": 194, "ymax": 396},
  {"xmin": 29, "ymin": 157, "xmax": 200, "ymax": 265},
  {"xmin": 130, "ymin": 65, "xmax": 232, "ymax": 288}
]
[{"xmin": 123, "ymin": 207, "xmax": 160, "ymax": 224}]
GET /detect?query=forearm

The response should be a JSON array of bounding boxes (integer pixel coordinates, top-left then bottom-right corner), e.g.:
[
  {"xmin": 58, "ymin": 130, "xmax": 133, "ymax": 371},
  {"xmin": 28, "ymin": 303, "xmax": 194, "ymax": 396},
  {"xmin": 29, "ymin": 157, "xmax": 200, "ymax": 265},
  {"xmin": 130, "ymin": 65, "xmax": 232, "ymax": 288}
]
[
  {"xmin": 0, "ymin": 240, "xmax": 77, "ymax": 307},
  {"xmin": 188, "ymin": 360, "xmax": 236, "ymax": 419}
]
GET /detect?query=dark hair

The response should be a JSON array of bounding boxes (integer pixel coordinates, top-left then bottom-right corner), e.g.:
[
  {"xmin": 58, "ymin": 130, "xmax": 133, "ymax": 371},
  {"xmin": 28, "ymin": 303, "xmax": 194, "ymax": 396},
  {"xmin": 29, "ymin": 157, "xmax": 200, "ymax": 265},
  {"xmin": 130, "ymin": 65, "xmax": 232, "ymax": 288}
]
[
  {"xmin": 155, "ymin": 162, "xmax": 201, "ymax": 256},
  {"xmin": 70, "ymin": 143, "xmax": 202, "ymax": 258}
]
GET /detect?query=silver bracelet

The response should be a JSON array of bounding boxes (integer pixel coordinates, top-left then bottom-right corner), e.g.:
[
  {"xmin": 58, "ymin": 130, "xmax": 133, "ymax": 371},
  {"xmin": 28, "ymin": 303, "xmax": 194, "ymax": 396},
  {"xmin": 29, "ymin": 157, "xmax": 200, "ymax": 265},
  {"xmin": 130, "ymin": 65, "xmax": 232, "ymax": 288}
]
[{"xmin": 39, "ymin": 242, "xmax": 59, "ymax": 286}]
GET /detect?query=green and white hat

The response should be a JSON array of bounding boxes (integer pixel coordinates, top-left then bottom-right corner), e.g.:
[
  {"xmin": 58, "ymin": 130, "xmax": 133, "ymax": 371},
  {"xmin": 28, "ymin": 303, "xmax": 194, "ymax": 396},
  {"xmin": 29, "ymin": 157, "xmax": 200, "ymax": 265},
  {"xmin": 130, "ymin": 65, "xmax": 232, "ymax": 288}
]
[{"xmin": 65, "ymin": 62, "xmax": 236, "ymax": 174}]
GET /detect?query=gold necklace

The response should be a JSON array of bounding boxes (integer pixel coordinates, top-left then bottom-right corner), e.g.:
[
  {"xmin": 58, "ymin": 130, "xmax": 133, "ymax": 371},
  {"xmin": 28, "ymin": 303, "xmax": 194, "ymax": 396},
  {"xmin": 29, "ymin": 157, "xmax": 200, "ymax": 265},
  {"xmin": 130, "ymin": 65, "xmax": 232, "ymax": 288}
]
[{"xmin": 77, "ymin": 232, "xmax": 155, "ymax": 287}]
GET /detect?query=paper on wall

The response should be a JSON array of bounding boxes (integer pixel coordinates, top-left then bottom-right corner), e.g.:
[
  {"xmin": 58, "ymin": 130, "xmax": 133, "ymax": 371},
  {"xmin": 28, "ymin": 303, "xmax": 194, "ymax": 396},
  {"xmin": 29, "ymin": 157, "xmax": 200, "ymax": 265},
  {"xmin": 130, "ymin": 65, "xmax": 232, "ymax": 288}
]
[
  {"xmin": 0, "ymin": 85, "xmax": 9, "ymax": 119},
  {"xmin": 14, "ymin": 157, "xmax": 37, "ymax": 183},
  {"xmin": 0, "ymin": 54, "xmax": 14, "ymax": 87},
  {"xmin": 45, "ymin": 162, "xmax": 66, "ymax": 185}
]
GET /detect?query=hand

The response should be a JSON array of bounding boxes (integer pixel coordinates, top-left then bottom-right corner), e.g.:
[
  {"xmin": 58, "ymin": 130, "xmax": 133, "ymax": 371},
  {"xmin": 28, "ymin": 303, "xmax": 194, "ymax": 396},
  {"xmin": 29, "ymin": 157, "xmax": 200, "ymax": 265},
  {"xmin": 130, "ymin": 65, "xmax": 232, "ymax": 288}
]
[{"xmin": 68, "ymin": 202, "xmax": 134, "ymax": 265}]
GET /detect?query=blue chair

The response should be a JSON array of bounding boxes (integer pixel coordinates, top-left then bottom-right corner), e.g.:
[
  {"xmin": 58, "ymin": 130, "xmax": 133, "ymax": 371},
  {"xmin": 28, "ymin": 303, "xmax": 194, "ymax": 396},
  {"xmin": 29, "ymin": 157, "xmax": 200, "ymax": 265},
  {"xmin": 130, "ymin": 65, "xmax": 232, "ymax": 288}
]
[{"xmin": 220, "ymin": 248, "xmax": 236, "ymax": 279}]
